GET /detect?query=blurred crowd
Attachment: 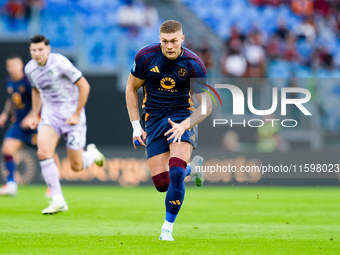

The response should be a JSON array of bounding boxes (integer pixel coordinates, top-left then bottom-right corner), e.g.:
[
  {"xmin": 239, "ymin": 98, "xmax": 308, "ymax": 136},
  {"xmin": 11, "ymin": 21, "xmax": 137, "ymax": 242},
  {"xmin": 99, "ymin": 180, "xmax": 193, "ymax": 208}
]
[
  {"xmin": 222, "ymin": 0, "xmax": 340, "ymax": 78},
  {"xmin": 117, "ymin": 0, "xmax": 158, "ymax": 37},
  {"xmin": 1, "ymin": 0, "xmax": 44, "ymax": 31}
]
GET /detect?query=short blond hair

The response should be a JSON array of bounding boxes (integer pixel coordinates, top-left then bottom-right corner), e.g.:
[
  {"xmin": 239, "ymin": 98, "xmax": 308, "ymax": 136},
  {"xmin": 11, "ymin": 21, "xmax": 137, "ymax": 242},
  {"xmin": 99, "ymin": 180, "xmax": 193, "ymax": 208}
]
[{"xmin": 160, "ymin": 20, "xmax": 182, "ymax": 34}]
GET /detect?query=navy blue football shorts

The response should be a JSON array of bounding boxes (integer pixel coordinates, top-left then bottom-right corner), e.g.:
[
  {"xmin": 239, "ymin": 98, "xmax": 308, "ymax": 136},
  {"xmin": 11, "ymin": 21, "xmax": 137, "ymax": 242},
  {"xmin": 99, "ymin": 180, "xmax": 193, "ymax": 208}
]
[
  {"xmin": 4, "ymin": 122, "xmax": 37, "ymax": 146},
  {"xmin": 142, "ymin": 110, "xmax": 198, "ymax": 159}
]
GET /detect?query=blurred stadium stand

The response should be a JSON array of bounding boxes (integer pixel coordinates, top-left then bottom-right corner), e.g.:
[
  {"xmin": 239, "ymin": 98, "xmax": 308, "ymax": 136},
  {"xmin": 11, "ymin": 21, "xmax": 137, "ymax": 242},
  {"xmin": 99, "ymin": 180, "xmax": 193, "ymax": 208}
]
[{"xmin": 0, "ymin": 0, "xmax": 161, "ymax": 76}]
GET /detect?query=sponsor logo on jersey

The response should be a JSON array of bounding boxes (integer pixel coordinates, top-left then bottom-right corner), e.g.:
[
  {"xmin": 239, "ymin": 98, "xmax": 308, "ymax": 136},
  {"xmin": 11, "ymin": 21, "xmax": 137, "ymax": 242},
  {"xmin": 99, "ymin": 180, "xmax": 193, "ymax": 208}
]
[
  {"xmin": 19, "ymin": 85, "xmax": 26, "ymax": 93},
  {"xmin": 160, "ymin": 77, "xmax": 176, "ymax": 90}
]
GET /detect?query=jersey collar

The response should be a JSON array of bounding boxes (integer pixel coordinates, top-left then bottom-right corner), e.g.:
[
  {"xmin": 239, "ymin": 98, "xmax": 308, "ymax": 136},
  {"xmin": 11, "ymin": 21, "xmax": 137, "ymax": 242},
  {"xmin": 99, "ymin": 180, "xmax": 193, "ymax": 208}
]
[
  {"xmin": 179, "ymin": 47, "xmax": 185, "ymax": 58},
  {"xmin": 38, "ymin": 53, "xmax": 51, "ymax": 69}
]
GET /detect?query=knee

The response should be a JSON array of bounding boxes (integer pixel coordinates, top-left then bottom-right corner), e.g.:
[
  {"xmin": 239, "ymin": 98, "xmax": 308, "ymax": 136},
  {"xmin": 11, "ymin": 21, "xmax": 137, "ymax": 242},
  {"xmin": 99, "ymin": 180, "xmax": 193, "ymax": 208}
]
[
  {"xmin": 1, "ymin": 147, "xmax": 11, "ymax": 156},
  {"xmin": 169, "ymin": 157, "xmax": 187, "ymax": 183},
  {"xmin": 69, "ymin": 160, "xmax": 83, "ymax": 172},
  {"xmin": 37, "ymin": 149, "xmax": 53, "ymax": 161},
  {"xmin": 152, "ymin": 171, "xmax": 170, "ymax": 192},
  {"xmin": 1, "ymin": 142, "xmax": 15, "ymax": 156}
]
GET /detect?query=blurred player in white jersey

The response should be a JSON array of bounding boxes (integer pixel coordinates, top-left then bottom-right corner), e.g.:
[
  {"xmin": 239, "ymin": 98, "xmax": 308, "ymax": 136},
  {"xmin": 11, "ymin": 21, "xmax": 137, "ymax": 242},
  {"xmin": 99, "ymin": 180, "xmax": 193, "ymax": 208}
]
[{"xmin": 25, "ymin": 35, "xmax": 105, "ymax": 214}]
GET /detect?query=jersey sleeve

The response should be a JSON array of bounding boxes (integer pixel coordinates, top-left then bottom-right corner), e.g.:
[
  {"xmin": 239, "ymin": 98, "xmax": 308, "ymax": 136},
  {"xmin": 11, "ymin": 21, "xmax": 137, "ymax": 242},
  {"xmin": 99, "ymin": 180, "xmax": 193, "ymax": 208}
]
[
  {"xmin": 190, "ymin": 59, "xmax": 208, "ymax": 94},
  {"xmin": 58, "ymin": 55, "xmax": 83, "ymax": 83},
  {"xmin": 131, "ymin": 49, "xmax": 147, "ymax": 80}
]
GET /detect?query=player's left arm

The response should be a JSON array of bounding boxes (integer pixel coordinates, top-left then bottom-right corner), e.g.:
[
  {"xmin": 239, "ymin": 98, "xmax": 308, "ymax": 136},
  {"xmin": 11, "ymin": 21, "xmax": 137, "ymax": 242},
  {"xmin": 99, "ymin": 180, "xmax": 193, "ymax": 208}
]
[
  {"xmin": 188, "ymin": 92, "xmax": 213, "ymax": 128},
  {"xmin": 165, "ymin": 93, "xmax": 212, "ymax": 144},
  {"xmin": 65, "ymin": 76, "xmax": 90, "ymax": 125},
  {"xmin": 165, "ymin": 57, "xmax": 212, "ymax": 144}
]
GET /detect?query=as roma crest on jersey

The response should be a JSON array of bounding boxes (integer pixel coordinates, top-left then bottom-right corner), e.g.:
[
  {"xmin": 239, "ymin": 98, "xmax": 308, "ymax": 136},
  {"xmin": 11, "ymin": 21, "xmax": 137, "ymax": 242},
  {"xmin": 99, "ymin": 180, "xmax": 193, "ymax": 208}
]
[
  {"xmin": 178, "ymin": 68, "xmax": 188, "ymax": 77},
  {"xmin": 19, "ymin": 85, "xmax": 26, "ymax": 93}
]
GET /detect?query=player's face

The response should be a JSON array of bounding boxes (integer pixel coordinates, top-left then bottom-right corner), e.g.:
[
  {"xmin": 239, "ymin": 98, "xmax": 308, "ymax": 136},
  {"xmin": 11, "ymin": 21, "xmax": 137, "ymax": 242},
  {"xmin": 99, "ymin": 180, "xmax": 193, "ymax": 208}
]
[
  {"xmin": 6, "ymin": 58, "xmax": 24, "ymax": 80},
  {"xmin": 160, "ymin": 31, "xmax": 185, "ymax": 60},
  {"xmin": 29, "ymin": 42, "xmax": 51, "ymax": 66}
]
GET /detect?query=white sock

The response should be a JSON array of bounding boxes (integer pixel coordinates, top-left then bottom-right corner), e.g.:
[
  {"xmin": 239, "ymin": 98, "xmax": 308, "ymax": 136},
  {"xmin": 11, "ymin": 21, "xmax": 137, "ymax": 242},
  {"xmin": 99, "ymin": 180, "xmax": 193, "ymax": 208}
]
[
  {"xmin": 40, "ymin": 158, "xmax": 65, "ymax": 203},
  {"xmin": 162, "ymin": 220, "xmax": 174, "ymax": 232},
  {"xmin": 82, "ymin": 150, "xmax": 97, "ymax": 169}
]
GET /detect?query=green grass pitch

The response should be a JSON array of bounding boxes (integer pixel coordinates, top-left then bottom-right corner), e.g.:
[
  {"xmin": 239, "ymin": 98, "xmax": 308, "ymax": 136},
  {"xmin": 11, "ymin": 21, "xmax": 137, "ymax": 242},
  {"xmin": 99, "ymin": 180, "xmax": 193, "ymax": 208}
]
[{"xmin": 0, "ymin": 186, "xmax": 339, "ymax": 254}]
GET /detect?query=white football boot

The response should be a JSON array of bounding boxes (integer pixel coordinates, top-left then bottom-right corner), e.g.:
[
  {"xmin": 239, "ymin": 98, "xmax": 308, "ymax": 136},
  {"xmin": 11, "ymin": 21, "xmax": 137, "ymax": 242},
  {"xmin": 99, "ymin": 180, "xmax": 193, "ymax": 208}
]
[
  {"xmin": 190, "ymin": 155, "xmax": 204, "ymax": 187},
  {"xmin": 159, "ymin": 228, "xmax": 174, "ymax": 241},
  {"xmin": 41, "ymin": 200, "xmax": 68, "ymax": 214},
  {"xmin": 0, "ymin": 182, "xmax": 18, "ymax": 196},
  {"xmin": 86, "ymin": 143, "xmax": 105, "ymax": 167}
]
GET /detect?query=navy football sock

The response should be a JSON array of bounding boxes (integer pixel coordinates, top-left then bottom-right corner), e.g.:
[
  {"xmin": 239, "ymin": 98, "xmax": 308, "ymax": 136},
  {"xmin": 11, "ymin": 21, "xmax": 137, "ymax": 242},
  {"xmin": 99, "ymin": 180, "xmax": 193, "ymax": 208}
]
[
  {"xmin": 4, "ymin": 155, "xmax": 15, "ymax": 183},
  {"xmin": 165, "ymin": 157, "xmax": 187, "ymax": 222}
]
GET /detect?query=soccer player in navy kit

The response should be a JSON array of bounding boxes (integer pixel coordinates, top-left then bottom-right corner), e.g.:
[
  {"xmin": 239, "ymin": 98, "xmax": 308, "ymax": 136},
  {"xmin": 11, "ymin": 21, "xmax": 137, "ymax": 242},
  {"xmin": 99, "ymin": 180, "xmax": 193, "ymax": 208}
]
[
  {"xmin": 126, "ymin": 20, "xmax": 212, "ymax": 241},
  {"xmin": 0, "ymin": 54, "xmax": 37, "ymax": 196}
]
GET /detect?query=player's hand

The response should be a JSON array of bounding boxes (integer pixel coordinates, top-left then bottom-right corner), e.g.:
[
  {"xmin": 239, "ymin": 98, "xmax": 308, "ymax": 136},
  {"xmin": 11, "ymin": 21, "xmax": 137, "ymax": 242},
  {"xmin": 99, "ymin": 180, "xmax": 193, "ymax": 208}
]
[
  {"xmin": 133, "ymin": 128, "xmax": 146, "ymax": 149},
  {"xmin": 65, "ymin": 114, "xmax": 80, "ymax": 126},
  {"xmin": 131, "ymin": 120, "xmax": 146, "ymax": 149},
  {"xmin": 164, "ymin": 118, "xmax": 187, "ymax": 145},
  {"xmin": 20, "ymin": 115, "xmax": 31, "ymax": 129},
  {"xmin": 0, "ymin": 113, "xmax": 8, "ymax": 127},
  {"xmin": 27, "ymin": 114, "xmax": 39, "ymax": 130}
]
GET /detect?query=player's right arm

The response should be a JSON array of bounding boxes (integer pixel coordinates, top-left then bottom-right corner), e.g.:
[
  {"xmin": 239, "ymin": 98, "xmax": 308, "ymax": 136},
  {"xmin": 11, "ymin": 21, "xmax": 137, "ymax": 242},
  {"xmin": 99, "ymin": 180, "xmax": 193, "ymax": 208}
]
[
  {"xmin": 24, "ymin": 61, "xmax": 42, "ymax": 129},
  {"xmin": 0, "ymin": 97, "xmax": 13, "ymax": 127},
  {"xmin": 28, "ymin": 87, "xmax": 42, "ymax": 130},
  {"xmin": 125, "ymin": 73, "xmax": 146, "ymax": 149}
]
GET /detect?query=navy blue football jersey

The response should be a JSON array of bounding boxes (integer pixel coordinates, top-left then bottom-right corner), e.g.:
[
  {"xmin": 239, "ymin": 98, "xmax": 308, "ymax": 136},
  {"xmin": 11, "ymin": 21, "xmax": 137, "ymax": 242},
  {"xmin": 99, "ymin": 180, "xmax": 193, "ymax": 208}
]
[
  {"xmin": 6, "ymin": 76, "xmax": 32, "ymax": 123},
  {"xmin": 131, "ymin": 43, "xmax": 207, "ymax": 114}
]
